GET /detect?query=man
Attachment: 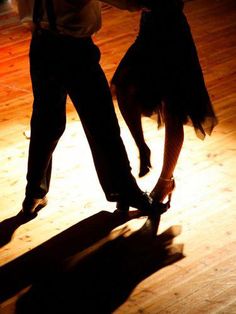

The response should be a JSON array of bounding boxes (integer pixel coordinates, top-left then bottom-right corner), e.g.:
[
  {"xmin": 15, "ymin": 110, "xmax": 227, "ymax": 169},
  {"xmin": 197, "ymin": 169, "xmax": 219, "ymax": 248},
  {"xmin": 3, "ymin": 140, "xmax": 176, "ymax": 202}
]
[{"xmin": 13, "ymin": 0, "xmax": 153, "ymax": 216}]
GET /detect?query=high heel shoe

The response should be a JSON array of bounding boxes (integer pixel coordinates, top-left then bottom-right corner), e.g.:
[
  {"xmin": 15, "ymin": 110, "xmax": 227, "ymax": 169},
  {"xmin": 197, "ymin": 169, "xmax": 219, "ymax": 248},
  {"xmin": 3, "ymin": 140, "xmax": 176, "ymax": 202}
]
[
  {"xmin": 150, "ymin": 176, "xmax": 175, "ymax": 213},
  {"xmin": 138, "ymin": 144, "xmax": 152, "ymax": 177}
]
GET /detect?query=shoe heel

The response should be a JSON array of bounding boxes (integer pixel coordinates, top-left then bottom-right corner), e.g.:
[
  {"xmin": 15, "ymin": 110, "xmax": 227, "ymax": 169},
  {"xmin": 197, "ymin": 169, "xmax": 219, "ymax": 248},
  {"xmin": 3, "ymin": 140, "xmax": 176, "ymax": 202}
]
[{"xmin": 151, "ymin": 176, "xmax": 176, "ymax": 213}]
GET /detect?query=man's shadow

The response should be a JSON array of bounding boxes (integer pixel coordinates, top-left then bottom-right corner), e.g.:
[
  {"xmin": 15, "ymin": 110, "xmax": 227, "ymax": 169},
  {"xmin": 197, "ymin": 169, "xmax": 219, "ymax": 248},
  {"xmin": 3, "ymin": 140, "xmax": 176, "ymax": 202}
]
[
  {"xmin": 0, "ymin": 211, "xmax": 34, "ymax": 247},
  {"xmin": 0, "ymin": 210, "xmax": 184, "ymax": 314}
]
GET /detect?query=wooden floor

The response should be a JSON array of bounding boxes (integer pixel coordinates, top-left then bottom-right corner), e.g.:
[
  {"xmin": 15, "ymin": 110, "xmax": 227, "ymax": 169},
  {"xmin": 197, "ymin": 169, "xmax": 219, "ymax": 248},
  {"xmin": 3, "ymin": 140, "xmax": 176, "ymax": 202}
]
[{"xmin": 0, "ymin": 0, "xmax": 236, "ymax": 313}]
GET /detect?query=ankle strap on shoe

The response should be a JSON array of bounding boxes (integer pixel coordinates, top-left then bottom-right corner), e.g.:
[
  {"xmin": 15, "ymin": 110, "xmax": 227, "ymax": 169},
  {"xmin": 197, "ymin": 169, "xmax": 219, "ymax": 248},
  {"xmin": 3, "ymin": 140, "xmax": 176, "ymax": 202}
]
[{"xmin": 159, "ymin": 176, "xmax": 174, "ymax": 182}]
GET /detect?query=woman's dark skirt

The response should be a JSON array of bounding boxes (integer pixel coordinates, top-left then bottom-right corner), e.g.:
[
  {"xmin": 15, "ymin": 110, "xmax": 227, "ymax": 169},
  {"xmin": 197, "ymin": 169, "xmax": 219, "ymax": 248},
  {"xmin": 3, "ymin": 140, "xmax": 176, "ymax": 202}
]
[{"xmin": 111, "ymin": 0, "xmax": 218, "ymax": 139}]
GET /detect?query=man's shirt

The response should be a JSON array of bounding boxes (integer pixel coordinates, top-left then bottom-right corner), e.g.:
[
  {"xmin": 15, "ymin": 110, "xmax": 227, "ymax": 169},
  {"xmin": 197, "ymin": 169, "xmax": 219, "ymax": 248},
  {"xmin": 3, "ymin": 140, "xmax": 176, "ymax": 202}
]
[{"xmin": 12, "ymin": 0, "xmax": 141, "ymax": 37}]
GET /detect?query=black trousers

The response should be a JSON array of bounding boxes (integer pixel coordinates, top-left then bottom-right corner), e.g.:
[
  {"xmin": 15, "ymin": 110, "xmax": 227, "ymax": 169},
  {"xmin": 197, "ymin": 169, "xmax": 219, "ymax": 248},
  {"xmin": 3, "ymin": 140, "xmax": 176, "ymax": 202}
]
[{"xmin": 26, "ymin": 29, "xmax": 139, "ymax": 202}]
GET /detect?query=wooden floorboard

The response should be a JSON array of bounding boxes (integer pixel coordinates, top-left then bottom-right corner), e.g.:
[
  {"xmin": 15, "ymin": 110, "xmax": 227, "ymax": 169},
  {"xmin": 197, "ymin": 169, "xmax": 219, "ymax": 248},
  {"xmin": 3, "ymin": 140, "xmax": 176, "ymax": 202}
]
[{"xmin": 0, "ymin": 0, "xmax": 236, "ymax": 313}]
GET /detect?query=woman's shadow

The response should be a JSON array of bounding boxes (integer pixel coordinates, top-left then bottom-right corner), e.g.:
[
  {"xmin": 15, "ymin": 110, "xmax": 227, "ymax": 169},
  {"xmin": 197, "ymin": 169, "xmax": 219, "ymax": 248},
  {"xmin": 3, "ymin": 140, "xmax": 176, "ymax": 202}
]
[{"xmin": 7, "ymin": 210, "xmax": 184, "ymax": 314}]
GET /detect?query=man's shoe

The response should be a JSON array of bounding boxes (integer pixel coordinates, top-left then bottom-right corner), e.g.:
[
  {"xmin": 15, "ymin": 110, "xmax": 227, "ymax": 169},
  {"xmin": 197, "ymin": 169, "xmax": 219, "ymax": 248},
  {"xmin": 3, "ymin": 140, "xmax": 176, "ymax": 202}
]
[
  {"xmin": 116, "ymin": 192, "xmax": 153, "ymax": 212},
  {"xmin": 21, "ymin": 196, "xmax": 48, "ymax": 216}
]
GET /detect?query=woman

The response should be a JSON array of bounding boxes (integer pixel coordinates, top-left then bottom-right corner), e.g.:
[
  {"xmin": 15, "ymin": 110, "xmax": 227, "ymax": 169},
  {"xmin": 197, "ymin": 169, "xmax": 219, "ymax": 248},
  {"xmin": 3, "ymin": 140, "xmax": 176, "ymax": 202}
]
[{"xmin": 111, "ymin": 0, "xmax": 218, "ymax": 211}]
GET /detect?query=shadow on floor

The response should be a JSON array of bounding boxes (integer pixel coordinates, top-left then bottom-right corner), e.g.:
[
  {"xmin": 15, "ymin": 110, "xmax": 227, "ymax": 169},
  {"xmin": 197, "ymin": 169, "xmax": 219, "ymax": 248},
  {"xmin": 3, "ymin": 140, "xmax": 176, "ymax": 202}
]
[
  {"xmin": 0, "ymin": 211, "xmax": 34, "ymax": 248},
  {"xmin": 0, "ymin": 210, "xmax": 184, "ymax": 314}
]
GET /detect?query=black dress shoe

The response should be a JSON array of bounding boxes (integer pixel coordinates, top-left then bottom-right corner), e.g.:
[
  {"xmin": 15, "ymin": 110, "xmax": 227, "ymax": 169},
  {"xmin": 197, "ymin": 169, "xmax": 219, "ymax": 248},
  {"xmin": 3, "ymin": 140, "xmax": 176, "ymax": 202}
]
[
  {"xmin": 116, "ymin": 192, "xmax": 153, "ymax": 212},
  {"xmin": 151, "ymin": 199, "xmax": 170, "ymax": 214},
  {"xmin": 21, "ymin": 196, "xmax": 48, "ymax": 216}
]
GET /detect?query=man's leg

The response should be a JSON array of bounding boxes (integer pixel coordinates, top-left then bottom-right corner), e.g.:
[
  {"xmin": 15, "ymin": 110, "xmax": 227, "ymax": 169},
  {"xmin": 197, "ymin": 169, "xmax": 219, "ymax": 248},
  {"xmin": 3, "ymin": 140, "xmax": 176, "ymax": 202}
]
[
  {"xmin": 22, "ymin": 30, "xmax": 67, "ymax": 214},
  {"xmin": 66, "ymin": 39, "xmax": 152, "ymax": 211}
]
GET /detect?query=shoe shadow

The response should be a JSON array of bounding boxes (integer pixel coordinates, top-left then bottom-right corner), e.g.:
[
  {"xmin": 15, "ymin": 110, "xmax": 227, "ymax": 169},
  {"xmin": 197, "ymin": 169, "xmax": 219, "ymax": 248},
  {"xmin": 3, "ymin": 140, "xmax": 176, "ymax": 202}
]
[
  {"xmin": 0, "ymin": 212, "xmax": 35, "ymax": 248},
  {"xmin": 0, "ymin": 211, "xmax": 184, "ymax": 314}
]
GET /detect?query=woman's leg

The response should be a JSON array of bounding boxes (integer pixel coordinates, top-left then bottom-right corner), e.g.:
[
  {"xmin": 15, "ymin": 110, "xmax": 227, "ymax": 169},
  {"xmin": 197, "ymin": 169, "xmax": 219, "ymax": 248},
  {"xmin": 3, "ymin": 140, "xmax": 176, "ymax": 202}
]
[
  {"xmin": 151, "ymin": 102, "xmax": 184, "ymax": 204},
  {"xmin": 115, "ymin": 86, "xmax": 151, "ymax": 177}
]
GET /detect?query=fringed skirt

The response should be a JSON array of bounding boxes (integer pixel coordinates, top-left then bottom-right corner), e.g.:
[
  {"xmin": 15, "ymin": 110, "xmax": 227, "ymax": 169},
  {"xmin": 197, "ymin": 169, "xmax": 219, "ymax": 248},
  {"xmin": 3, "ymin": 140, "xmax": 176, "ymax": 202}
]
[{"xmin": 111, "ymin": 0, "xmax": 218, "ymax": 139}]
